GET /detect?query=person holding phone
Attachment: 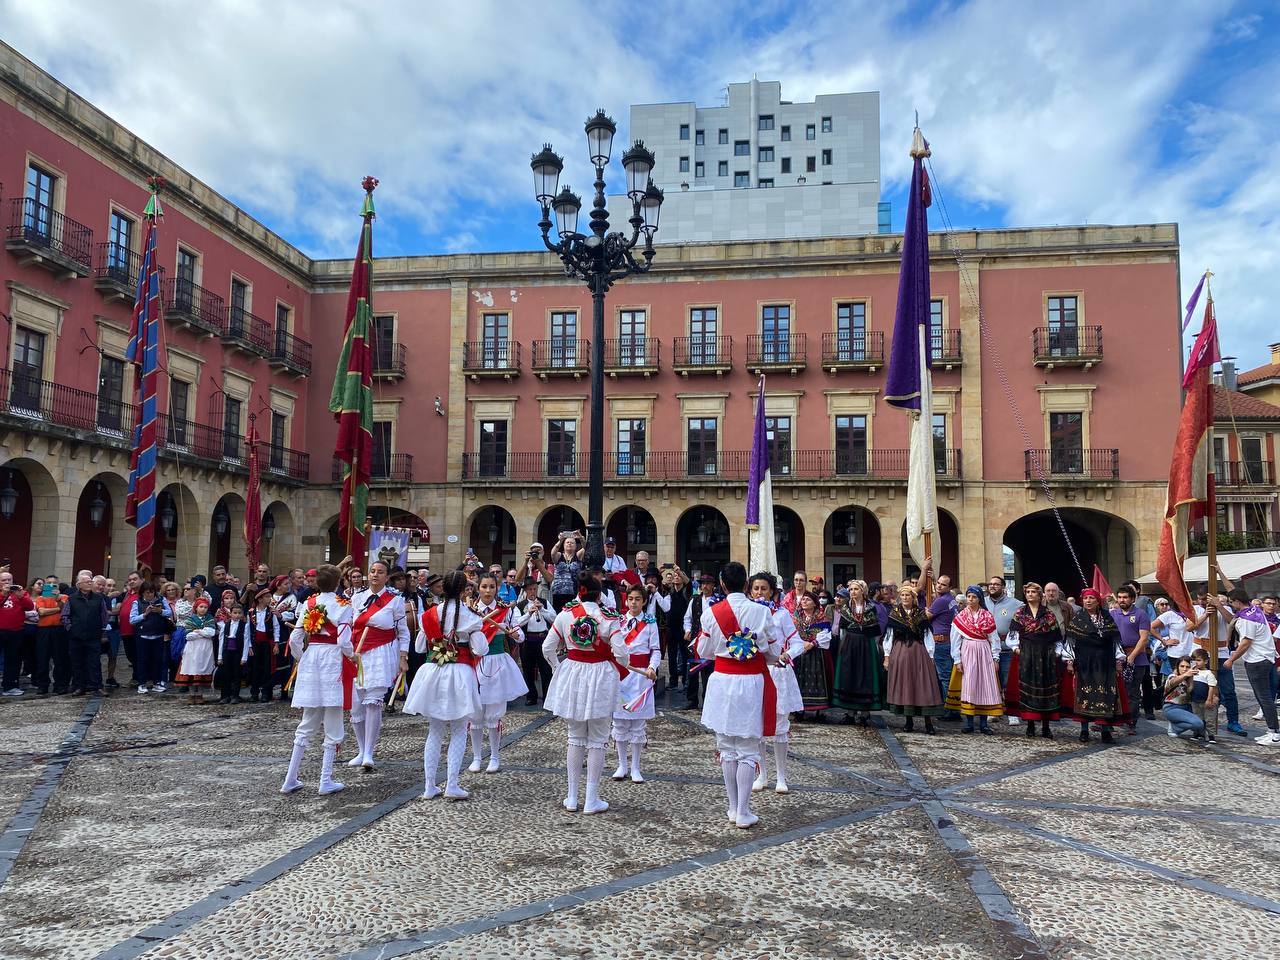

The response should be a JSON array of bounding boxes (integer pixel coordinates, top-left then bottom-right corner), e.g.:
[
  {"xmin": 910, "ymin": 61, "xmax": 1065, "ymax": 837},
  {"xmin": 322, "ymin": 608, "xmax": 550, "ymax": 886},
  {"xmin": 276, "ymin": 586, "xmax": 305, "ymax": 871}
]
[
  {"xmin": 548, "ymin": 533, "xmax": 585, "ymax": 613},
  {"xmin": 1, "ymin": 571, "xmax": 36, "ymax": 696},
  {"xmin": 130, "ymin": 583, "xmax": 175, "ymax": 695},
  {"xmin": 33, "ymin": 579, "xmax": 68, "ymax": 696}
]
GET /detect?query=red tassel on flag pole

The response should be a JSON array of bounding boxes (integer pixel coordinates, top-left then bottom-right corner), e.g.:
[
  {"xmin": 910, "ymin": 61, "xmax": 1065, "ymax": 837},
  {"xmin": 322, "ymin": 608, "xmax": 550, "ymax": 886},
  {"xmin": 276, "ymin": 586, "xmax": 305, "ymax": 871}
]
[{"xmin": 245, "ymin": 413, "xmax": 262, "ymax": 574}]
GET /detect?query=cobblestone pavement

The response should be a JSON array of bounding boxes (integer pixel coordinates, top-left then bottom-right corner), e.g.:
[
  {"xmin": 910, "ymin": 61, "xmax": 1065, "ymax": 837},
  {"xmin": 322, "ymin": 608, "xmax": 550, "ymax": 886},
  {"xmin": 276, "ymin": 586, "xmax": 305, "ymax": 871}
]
[{"xmin": 0, "ymin": 669, "xmax": 1277, "ymax": 960}]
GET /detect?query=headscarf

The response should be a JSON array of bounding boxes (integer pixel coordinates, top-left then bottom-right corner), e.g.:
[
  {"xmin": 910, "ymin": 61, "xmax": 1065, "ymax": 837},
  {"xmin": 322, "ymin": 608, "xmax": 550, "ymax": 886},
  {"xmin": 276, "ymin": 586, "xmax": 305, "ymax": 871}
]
[
  {"xmin": 887, "ymin": 600, "xmax": 930, "ymax": 640},
  {"xmin": 965, "ymin": 584, "xmax": 985, "ymax": 600},
  {"xmin": 1080, "ymin": 588, "xmax": 1102, "ymax": 602}
]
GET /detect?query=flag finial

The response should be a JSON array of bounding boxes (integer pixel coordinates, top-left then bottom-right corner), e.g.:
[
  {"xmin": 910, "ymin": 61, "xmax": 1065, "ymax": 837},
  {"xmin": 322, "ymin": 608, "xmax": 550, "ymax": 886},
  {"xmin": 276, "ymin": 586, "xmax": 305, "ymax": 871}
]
[
  {"xmin": 361, "ymin": 176, "xmax": 379, "ymax": 218},
  {"xmin": 143, "ymin": 175, "xmax": 166, "ymax": 221},
  {"xmin": 910, "ymin": 126, "xmax": 931, "ymax": 159}
]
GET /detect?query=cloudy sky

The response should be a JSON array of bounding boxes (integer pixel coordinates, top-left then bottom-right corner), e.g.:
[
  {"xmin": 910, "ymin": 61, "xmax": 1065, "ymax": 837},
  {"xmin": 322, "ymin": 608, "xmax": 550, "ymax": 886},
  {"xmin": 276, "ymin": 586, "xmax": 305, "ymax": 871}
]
[{"xmin": 3, "ymin": 0, "xmax": 1275, "ymax": 364}]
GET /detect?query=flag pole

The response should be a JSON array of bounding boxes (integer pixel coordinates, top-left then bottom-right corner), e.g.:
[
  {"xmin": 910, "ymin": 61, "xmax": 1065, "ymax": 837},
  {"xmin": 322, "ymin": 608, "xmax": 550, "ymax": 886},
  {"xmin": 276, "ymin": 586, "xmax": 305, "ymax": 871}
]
[{"xmin": 1205, "ymin": 280, "xmax": 1218, "ymax": 671}]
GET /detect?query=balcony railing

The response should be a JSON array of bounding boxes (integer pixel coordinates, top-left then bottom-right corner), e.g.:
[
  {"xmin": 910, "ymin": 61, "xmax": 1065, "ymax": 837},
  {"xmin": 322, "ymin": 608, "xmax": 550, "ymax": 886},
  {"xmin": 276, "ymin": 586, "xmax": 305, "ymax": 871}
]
[
  {"xmin": 1189, "ymin": 530, "xmax": 1280, "ymax": 555},
  {"xmin": 531, "ymin": 339, "xmax": 589, "ymax": 375},
  {"xmin": 931, "ymin": 328, "xmax": 962, "ymax": 366},
  {"xmin": 747, "ymin": 333, "xmax": 807, "ymax": 371},
  {"xmin": 0, "ymin": 368, "xmax": 133, "ymax": 439},
  {"xmin": 331, "ymin": 454, "xmax": 414, "ymax": 484},
  {"xmin": 93, "ymin": 241, "xmax": 144, "ymax": 301},
  {"xmin": 1216, "ymin": 460, "xmax": 1274, "ymax": 487},
  {"xmin": 159, "ymin": 415, "xmax": 245, "ymax": 464},
  {"xmin": 223, "ymin": 307, "xmax": 273, "ymax": 358},
  {"xmin": 672, "ymin": 335, "xmax": 733, "ymax": 373},
  {"xmin": 5, "ymin": 197, "xmax": 93, "ymax": 276},
  {"xmin": 462, "ymin": 340, "xmax": 519, "ymax": 377},
  {"xmin": 1032, "ymin": 325, "xmax": 1103, "ymax": 367},
  {"xmin": 165, "ymin": 276, "xmax": 226, "ymax": 336},
  {"xmin": 820, "ymin": 331, "xmax": 884, "ymax": 371},
  {"xmin": 262, "ymin": 443, "xmax": 310, "ymax": 483},
  {"xmin": 603, "ymin": 337, "xmax": 660, "ymax": 373},
  {"xmin": 1024, "ymin": 447, "xmax": 1119, "ymax": 481},
  {"xmin": 374, "ymin": 341, "xmax": 408, "ymax": 378},
  {"xmin": 270, "ymin": 329, "xmax": 312, "ymax": 377},
  {"xmin": 461, "ymin": 448, "xmax": 963, "ymax": 482}
]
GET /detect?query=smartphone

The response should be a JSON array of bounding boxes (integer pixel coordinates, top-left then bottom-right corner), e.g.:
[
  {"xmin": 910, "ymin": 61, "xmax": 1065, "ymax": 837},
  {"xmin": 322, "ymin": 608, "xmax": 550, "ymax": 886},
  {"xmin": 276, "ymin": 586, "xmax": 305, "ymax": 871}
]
[{"xmin": 660, "ymin": 563, "xmax": 674, "ymax": 570}]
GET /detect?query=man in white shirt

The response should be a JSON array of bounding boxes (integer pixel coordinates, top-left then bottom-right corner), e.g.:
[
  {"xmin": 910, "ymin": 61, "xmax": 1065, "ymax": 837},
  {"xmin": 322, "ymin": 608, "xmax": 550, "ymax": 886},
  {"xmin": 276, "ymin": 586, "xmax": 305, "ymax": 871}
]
[
  {"xmin": 1222, "ymin": 588, "xmax": 1280, "ymax": 745},
  {"xmin": 1151, "ymin": 598, "xmax": 1202, "ymax": 675},
  {"xmin": 602, "ymin": 537, "xmax": 627, "ymax": 574}
]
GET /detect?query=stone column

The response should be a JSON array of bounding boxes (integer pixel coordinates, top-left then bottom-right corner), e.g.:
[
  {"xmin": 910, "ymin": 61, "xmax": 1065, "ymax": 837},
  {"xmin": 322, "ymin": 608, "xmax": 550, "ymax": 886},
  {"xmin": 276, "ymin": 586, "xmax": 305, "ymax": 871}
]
[
  {"xmin": 955, "ymin": 252, "xmax": 989, "ymax": 580},
  {"xmin": 441, "ymin": 278, "xmax": 471, "ymax": 571}
]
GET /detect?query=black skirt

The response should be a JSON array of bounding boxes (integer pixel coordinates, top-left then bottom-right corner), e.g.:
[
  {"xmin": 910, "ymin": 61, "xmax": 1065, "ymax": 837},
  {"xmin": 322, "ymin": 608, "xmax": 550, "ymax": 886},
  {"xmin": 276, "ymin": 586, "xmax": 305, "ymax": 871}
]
[
  {"xmin": 831, "ymin": 619, "xmax": 885, "ymax": 711},
  {"xmin": 795, "ymin": 646, "xmax": 832, "ymax": 710}
]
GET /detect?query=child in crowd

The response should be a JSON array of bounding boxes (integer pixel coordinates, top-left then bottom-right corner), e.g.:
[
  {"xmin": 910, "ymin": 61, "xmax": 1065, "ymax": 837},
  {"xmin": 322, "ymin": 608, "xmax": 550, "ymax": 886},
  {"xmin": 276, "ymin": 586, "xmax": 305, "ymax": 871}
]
[
  {"xmin": 1189, "ymin": 648, "xmax": 1219, "ymax": 744},
  {"xmin": 176, "ymin": 598, "xmax": 217, "ymax": 704},
  {"xmin": 611, "ymin": 584, "xmax": 661, "ymax": 783},
  {"xmin": 216, "ymin": 604, "xmax": 251, "ymax": 704}
]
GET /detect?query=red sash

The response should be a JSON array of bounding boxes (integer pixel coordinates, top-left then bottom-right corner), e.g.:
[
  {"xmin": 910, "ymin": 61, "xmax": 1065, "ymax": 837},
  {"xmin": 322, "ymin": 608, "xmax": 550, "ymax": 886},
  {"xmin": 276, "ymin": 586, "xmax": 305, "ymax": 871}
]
[
  {"xmin": 420, "ymin": 605, "xmax": 478, "ymax": 669},
  {"xmin": 628, "ymin": 652, "xmax": 651, "ymax": 668},
  {"xmin": 354, "ymin": 591, "xmax": 398, "ymax": 651},
  {"xmin": 566, "ymin": 645, "xmax": 627, "ymax": 680},
  {"xmin": 622, "ymin": 617, "xmax": 648, "ymax": 647},
  {"xmin": 305, "ymin": 597, "xmax": 356, "ymax": 710},
  {"xmin": 708, "ymin": 599, "xmax": 777, "ymax": 736}
]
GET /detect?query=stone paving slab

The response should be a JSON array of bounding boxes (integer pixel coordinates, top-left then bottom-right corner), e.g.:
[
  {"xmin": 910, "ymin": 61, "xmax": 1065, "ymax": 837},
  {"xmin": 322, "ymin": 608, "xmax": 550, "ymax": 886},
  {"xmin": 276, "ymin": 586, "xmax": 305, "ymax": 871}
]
[
  {"xmin": 952, "ymin": 810, "xmax": 1280, "ymax": 960},
  {"xmin": 0, "ymin": 695, "xmax": 87, "ymax": 755}
]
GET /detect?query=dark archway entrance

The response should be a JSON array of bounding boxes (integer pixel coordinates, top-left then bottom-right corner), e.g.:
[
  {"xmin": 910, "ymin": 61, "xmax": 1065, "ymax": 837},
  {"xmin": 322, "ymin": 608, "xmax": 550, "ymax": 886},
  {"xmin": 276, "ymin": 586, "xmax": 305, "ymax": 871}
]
[
  {"xmin": 676, "ymin": 506, "xmax": 730, "ymax": 578},
  {"xmin": 1003, "ymin": 508, "xmax": 1136, "ymax": 594}
]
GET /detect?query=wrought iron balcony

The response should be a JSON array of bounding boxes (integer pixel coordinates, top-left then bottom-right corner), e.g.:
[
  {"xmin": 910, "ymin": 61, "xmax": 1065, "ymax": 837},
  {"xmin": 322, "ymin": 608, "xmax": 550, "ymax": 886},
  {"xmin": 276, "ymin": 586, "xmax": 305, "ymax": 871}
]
[
  {"xmin": 531, "ymin": 339, "xmax": 589, "ymax": 377},
  {"xmin": 462, "ymin": 340, "xmax": 520, "ymax": 378},
  {"xmin": 159, "ymin": 414, "xmax": 245, "ymax": 465},
  {"xmin": 373, "ymin": 341, "xmax": 408, "ymax": 379},
  {"xmin": 1216, "ymin": 460, "xmax": 1275, "ymax": 487},
  {"xmin": 165, "ymin": 276, "xmax": 226, "ymax": 337},
  {"xmin": 261, "ymin": 443, "xmax": 311, "ymax": 483},
  {"xmin": 820, "ymin": 331, "xmax": 884, "ymax": 372},
  {"xmin": 746, "ymin": 333, "xmax": 807, "ymax": 373},
  {"xmin": 1024, "ymin": 447, "xmax": 1119, "ymax": 481},
  {"xmin": 93, "ymin": 242, "xmax": 145, "ymax": 303},
  {"xmin": 5, "ymin": 197, "xmax": 93, "ymax": 278},
  {"xmin": 331, "ymin": 453, "xmax": 414, "ymax": 484},
  {"xmin": 1032, "ymin": 325, "xmax": 1103, "ymax": 368},
  {"xmin": 930, "ymin": 328, "xmax": 963, "ymax": 368},
  {"xmin": 223, "ymin": 307, "xmax": 273, "ymax": 358},
  {"xmin": 672, "ymin": 335, "xmax": 733, "ymax": 374},
  {"xmin": 270, "ymin": 329, "xmax": 312, "ymax": 378},
  {"xmin": 0, "ymin": 368, "xmax": 133, "ymax": 441},
  {"xmin": 603, "ymin": 337, "xmax": 660, "ymax": 375}
]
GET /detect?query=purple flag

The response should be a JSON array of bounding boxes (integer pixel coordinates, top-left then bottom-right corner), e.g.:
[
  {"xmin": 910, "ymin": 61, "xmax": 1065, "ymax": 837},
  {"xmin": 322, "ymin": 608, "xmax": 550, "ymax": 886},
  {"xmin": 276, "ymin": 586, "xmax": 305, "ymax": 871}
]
[
  {"xmin": 885, "ymin": 138, "xmax": 932, "ymax": 409},
  {"xmin": 1181, "ymin": 272, "xmax": 1206, "ymax": 332},
  {"xmin": 746, "ymin": 375, "xmax": 767, "ymax": 526}
]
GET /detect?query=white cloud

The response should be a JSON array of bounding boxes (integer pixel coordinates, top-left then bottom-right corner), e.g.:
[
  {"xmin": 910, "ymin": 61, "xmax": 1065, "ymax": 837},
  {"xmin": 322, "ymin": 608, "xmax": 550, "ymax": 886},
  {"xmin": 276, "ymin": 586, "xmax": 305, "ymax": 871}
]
[{"xmin": 1, "ymin": 0, "xmax": 1274, "ymax": 365}]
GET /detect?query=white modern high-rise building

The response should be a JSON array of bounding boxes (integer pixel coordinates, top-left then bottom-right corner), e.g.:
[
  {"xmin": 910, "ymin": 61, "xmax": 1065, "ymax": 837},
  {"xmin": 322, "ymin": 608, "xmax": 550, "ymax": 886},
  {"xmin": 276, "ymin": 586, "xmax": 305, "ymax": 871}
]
[{"xmin": 608, "ymin": 78, "xmax": 886, "ymax": 243}]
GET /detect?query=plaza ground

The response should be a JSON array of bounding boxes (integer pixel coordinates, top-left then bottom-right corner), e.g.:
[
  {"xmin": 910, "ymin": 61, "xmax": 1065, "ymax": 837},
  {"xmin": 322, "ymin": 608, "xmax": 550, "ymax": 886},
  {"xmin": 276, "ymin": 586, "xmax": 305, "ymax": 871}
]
[{"xmin": 0, "ymin": 670, "xmax": 1277, "ymax": 960}]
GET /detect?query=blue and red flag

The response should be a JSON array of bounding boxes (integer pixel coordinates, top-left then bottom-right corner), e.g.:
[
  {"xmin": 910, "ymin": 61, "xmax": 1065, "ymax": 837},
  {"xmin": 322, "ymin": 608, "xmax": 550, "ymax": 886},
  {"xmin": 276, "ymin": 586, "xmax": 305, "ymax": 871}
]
[{"xmin": 125, "ymin": 177, "xmax": 165, "ymax": 569}]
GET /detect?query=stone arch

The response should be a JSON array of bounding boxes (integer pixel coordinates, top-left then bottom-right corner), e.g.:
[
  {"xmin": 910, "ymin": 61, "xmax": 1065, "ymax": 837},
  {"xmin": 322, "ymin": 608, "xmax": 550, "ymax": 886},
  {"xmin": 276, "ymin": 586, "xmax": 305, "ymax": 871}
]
[
  {"xmin": 71, "ymin": 472, "xmax": 129, "ymax": 578},
  {"xmin": 772, "ymin": 505, "xmax": 805, "ymax": 577},
  {"xmin": 156, "ymin": 481, "xmax": 202, "ymax": 581},
  {"xmin": 467, "ymin": 504, "xmax": 518, "ymax": 569},
  {"xmin": 261, "ymin": 500, "xmax": 298, "ymax": 573},
  {"xmin": 822, "ymin": 506, "xmax": 882, "ymax": 585},
  {"xmin": 0, "ymin": 456, "xmax": 61, "ymax": 584},
  {"xmin": 898, "ymin": 507, "xmax": 961, "ymax": 582},
  {"xmin": 675, "ymin": 505, "xmax": 730, "ymax": 576},
  {"xmin": 605, "ymin": 505, "xmax": 658, "ymax": 562},
  {"xmin": 1003, "ymin": 507, "xmax": 1139, "ymax": 594},
  {"xmin": 535, "ymin": 504, "xmax": 585, "ymax": 552},
  {"xmin": 209, "ymin": 491, "xmax": 246, "ymax": 577}
]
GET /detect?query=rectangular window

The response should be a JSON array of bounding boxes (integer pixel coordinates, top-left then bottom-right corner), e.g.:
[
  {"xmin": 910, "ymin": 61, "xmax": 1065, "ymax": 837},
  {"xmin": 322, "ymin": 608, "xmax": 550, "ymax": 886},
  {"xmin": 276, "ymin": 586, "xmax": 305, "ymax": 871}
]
[
  {"xmin": 758, "ymin": 115, "xmax": 774, "ymax": 130},
  {"xmin": 780, "ymin": 157, "xmax": 791, "ymax": 174},
  {"xmin": 758, "ymin": 146, "xmax": 774, "ymax": 162},
  {"xmin": 616, "ymin": 418, "xmax": 647, "ymax": 476},
  {"xmin": 761, "ymin": 304, "xmax": 791, "ymax": 362},
  {"xmin": 372, "ymin": 314, "xmax": 396, "ymax": 370},
  {"xmin": 806, "ymin": 156, "xmax": 816, "ymax": 172},
  {"xmin": 835, "ymin": 415, "xmax": 868, "ymax": 475},
  {"xmin": 481, "ymin": 312, "xmax": 509, "ymax": 368},
  {"xmin": 1212, "ymin": 436, "xmax": 1227, "ymax": 478},
  {"xmin": 679, "ymin": 124, "xmax": 690, "ymax": 140},
  {"xmin": 766, "ymin": 416, "xmax": 792, "ymax": 475},
  {"xmin": 371, "ymin": 421, "xmax": 392, "ymax": 477},
  {"xmin": 932, "ymin": 414, "xmax": 948, "ymax": 474},
  {"xmin": 695, "ymin": 128, "xmax": 704, "ymax": 145},
  {"xmin": 835, "ymin": 302, "xmax": 867, "ymax": 360},
  {"xmin": 1241, "ymin": 437, "xmax": 1265, "ymax": 484},
  {"xmin": 734, "ymin": 140, "xmax": 750, "ymax": 156},
  {"xmin": 679, "ymin": 156, "xmax": 689, "ymax": 173},
  {"xmin": 222, "ymin": 395, "xmax": 243, "ymax": 460},
  {"xmin": 550, "ymin": 310, "xmax": 577, "ymax": 367},
  {"xmin": 618, "ymin": 309, "xmax": 647, "ymax": 365},
  {"xmin": 274, "ymin": 303, "xmax": 292, "ymax": 357},
  {"xmin": 718, "ymin": 128, "xmax": 729, "ymax": 144},
  {"xmin": 174, "ymin": 247, "xmax": 198, "ymax": 311},
  {"xmin": 689, "ymin": 307, "xmax": 718, "ymax": 365},
  {"xmin": 168, "ymin": 377, "xmax": 190, "ymax": 446},
  {"xmin": 1048, "ymin": 412, "xmax": 1084, "ymax": 474},
  {"xmin": 97, "ymin": 355, "xmax": 126, "ymax": 433},
  {"xmin": 694, "ymin": 161, "xmax": 704, "ymax": 179},
  {"xmin": 734, "ymin": 171, "xmax": 749, "ymax": 187},
  {"xmin": 478, "ymin": 420, "xmax": 508, "ymax": 477},
  {"xmin": 780, "ymin": 125, "xmax": 791, "ymax": 141},
  {"xmin": 718, "ymin": 160, "xmax": 728, "ymax": 177},
  {"xmin": 929, "ymin": 299, "xmax": 944, "ymax": 358},
  {"xmin": 821, "ymin": 116, "xmax": 832, "ymax": 133},
  {"xmin": 805, "ymin": 124, "xmax": 816, "ymax": 140},
  {"xmin": 228, "ymin": 278, "xmax": 250, "ymax": 337},
  {"xmin": 821, "ymin": 149, "xmax": 832, "ymax": 165},
  {"xmin": 687, "ymin": 418, "xmax": 718, "ymax": 476},
  {"xmin": 108, "ymin": 210, "xmax": 133, "ymax": 274},
  {"xmin": 269, "ymin": 410, "xmax": 287, "ymax": 470},
  {"xmin": 547, "ymin": 419, "xmax": 577, "ymax": 476},
  {"xmin": 758, "ymin": 179, "xmax": 774, "ymax": 188},
  {"xmin": 23, "ymin": 163, "xmax": 56, "ymax": 237},
  {"xmin": 10, "ymin": 326, "xmax": 45, "ymax": 410},
  {"xmin": 1046, "ymin": 296, "xmax": 1080, "ymax": 355}
]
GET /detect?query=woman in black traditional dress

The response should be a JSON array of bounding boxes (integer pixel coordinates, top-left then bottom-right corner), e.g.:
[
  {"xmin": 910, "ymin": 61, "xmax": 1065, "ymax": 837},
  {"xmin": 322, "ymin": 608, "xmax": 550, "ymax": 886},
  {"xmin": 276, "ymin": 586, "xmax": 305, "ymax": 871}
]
[
  {"xmin": 1005, "ymin": 582, "xmax": 1063, "ymax": 739},
  {"xmin": 831, "ymin": 580, "xmax": 885, "ymax": 724},
  {"xmin": 1063, "ymin": 588, "xmax": 1128, "ymax": 744},
  {"xmin": 791, "ymin": 591, "xmax": 833, "ymax": 719}
]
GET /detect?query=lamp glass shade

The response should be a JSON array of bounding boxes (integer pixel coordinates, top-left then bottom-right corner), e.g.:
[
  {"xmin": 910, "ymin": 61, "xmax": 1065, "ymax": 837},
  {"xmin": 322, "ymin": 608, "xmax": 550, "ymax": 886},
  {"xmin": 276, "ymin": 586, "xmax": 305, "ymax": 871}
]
[
  {"xmin": 263, "ymin": 512, "xmax": 276, "ymax": 541},
  {"xmin": 641, "ymin": 181, "xmax": 664, "ymax": 234},
  {"xmin": 89, "ymin": 489, "xmax": 106, "ymax": 528},
  {"xmin": 0, "ymin": 473, "xmax": 17, "ymax": 521},
  {"xmin": 584, "ymin": 110, "xmax": 616, "ymax": 167},
  {"xmin": 530, "ymin": 145, "xmax": 563, "ymax": 204},
  {"xmin": 160, "ymin": 501, "xmax": 176, "ymax": 536},
  {"xmin": 552, "ymin": 187, "xmax": 581, "ymax": 237},
  {"xmin": 213, "ymin": 508, "xmax": 228, "ymax": 538},
  {"xmin": 621, "ymin": 141, "xmax": 654, "ymax": 199}
]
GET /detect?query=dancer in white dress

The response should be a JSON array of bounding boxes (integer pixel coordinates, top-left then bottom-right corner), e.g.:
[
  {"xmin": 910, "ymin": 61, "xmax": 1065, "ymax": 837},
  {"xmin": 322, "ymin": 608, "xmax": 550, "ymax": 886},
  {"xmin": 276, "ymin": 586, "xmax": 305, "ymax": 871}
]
[
  {"xmin": 347, "ymin": 561, "xmax": 410, "ymax": 770},
  {"xmin": 749, "ymin": 572, "xmax": 804, "ymax": 795},
  {"xmin": 697, "ymin": 562, "xmax": 781, "ymax": 829},
  {"xmin": 280, "ymin": 564, "xmax": 356, "ymax": 796},
  {"xmin": 611, "ymin": 584, "xmax": 661, "ymax": 783},
  {"xmin": 467, "ymin": 574, "xmax": 528, "ymax": 774},
  {"xmin": 403, "ymin": 570, "xmax": 489, "ymax": 800},
  {"xmin": 542, "ymin": 571, "xmax": 628, "ymax": 814},
  {"xmin": 176, "ymin": 597, "xmax": 217, "ymax": 704}
]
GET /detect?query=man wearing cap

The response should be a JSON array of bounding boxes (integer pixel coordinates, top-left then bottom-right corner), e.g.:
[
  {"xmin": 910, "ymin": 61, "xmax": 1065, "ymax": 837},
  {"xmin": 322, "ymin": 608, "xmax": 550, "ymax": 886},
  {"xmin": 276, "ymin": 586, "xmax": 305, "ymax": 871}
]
[
  {"xmin": 682, "ymin": 573, "xmax": 718, "ymax": 709},
  {"xmin": 296, "ymin": 569, "xmax": 318, "ymax": 603},
  {"xmin": 602, "ymin": 537, "xmax": 627, "ymax": 574},
  {"xmin": 514, "ymin": 577, "xmax": 554, "ymax": 705}
]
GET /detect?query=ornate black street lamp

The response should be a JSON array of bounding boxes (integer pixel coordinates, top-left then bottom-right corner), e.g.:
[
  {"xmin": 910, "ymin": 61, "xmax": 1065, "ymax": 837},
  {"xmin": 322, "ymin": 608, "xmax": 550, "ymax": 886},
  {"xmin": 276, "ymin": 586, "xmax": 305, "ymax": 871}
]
[{"xmin": 532, "ymin": 110, "xmax": 664, "ymax": 569}]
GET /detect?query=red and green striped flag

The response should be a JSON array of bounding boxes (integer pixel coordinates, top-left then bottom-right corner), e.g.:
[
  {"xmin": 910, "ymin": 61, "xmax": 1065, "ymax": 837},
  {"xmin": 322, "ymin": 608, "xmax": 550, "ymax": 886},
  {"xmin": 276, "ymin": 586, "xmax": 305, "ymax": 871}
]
[{"xmin": 329, "ymin": 177, "xmax": 378, "ymax": 568}]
